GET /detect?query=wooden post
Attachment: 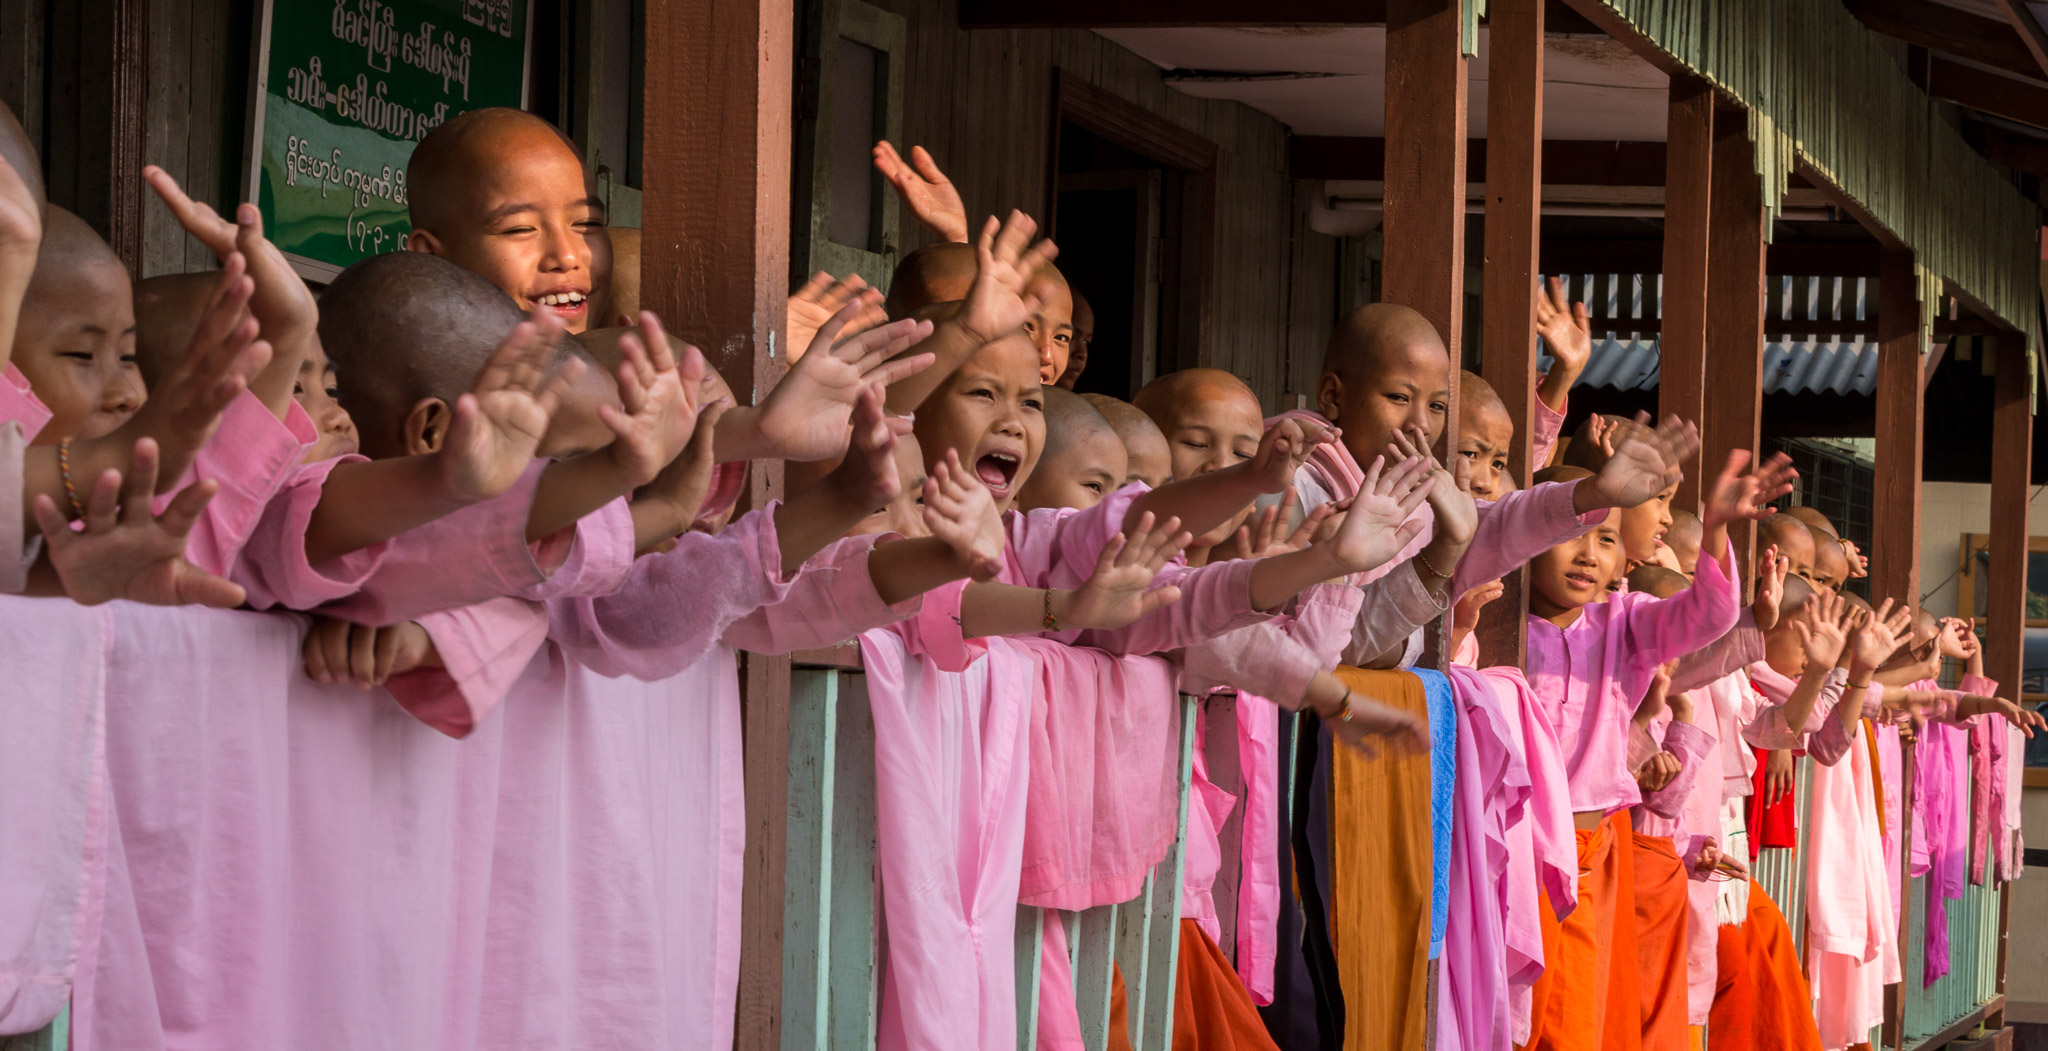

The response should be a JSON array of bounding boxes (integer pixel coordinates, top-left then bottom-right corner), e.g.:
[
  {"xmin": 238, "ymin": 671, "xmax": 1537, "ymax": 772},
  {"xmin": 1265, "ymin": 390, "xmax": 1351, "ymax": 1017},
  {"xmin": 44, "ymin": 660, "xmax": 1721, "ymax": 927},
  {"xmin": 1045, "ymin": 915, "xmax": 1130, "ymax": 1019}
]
[
  {"xmin": 1702, "ymin": 106, "xmax": 1768, "ymax": 574},
  {"xmin": 641, "ymin": 0, "xmax": 795, "ymax": 1046},
  {"xmin": 1660, "ymin": 76, "xmax": 1714, "ymax": 513},
  {"xmin": 108, "ymin": 0, "xmax": 146, "ymax": 279},
  {"xmin": 1985, "ymin": 332, "xmax": 2031, "ymax": 708},
  {"xmin": 1382, "ymin": 0, "xmax": 1468, "ymax": 462},
  {"xmin": 1872, "ymin": 248, "xmax": 1924, "ymax": 609},
  {"xmin": 1475, "ymin": 0, "xmax": 1541, "ymax": 668}
]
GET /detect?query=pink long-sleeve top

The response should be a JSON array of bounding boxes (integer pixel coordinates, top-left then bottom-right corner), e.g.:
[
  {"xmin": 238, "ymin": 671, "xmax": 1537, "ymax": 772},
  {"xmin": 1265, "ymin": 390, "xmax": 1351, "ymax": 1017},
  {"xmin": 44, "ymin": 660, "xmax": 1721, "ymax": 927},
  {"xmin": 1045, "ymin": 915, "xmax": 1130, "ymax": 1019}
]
[
  {"xmin": 311, "ymin": 461, "xmax": 587, "ymax": 626},
  {"xmin": 169, "ymin": 392, "xmax": 317, "ymax": 579},
  {"xmin": 0, "ymin": 362, "xmax": 51, "ymax": 436},
  {"xmin": 232, "ymin": 453, "xmax": 386, "ymax": 611},
  {"xmin": 1274, "ymin": 410, "xmax": 1606, "ymax": 669},
  {"xmin": 1001, "ymin": 482, "xmax": 1272, "ymax": 655},
  {"xmin": 1524, "ymin": 535, "xmax": 1741, "ymax": 815},
  {"xmin": 1627, "ymin": 718, "xmax": 1713, "ymax": 839},
  {"xmin": 1743, "ymin": 661, "xmax": 1858, "ymax": 765}
]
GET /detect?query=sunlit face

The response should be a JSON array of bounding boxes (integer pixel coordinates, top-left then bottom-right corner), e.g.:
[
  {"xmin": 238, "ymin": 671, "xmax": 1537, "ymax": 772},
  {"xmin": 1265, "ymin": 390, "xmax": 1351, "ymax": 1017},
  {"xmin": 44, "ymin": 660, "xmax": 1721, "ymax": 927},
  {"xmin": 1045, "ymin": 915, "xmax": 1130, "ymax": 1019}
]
[
  {"xmin": 1764, "ymin": 622, "xmax": 1808, "ymax": 678},
  {"xmin": 1156, "ymin": 385, "xmax": 1264, "ymax": 482},
  {"xmin": 14, "ymin": 253, "xmax": 144, "ymax": 443},
  {"xmin": 1122, "ymin": 425, "xmax": 1172, "ymax": 488},
  {"xmin": 1022, "ymin": 281, "xmax": 1075, "ymax": 386},
  {"xmin": 1667, "ymin": 519, "xmax": 1701, "ymax": 576},
  {"xmin": 1617, "ymin": 484, "xmax": 1676, "ymax": 565},
  {"xmin": 409, "ymin": 125, "xmax": 612, "ymax": 333},
  {"xmin": 293, "ymin": 338, "xmax": 359, "ymax": 462},
  {"xmin": 1319, "ymin": 337, "xmax": 1451, "ymax": 469},
  {"xmin": 911, "ymin": 334, "xmax": 1046, "ymax": 511},
  {"xmin": 1529, "ymin": 513, "xmax": 1623, "ymax": 624},
  {"xmin": 1765, "ymin": 523, "xmax": 1817, "ymax": 583},
  {"xmin": 1018, "ymin": 427, "xmax": 1128, "ymax": 512},
  {"xmin": 1809, "ymin": 537, "xmax": 1847, "ymax": 591},
  {"xmin": 1457, "ymin": 400, "xmax": 1514, "ymax": 501}
]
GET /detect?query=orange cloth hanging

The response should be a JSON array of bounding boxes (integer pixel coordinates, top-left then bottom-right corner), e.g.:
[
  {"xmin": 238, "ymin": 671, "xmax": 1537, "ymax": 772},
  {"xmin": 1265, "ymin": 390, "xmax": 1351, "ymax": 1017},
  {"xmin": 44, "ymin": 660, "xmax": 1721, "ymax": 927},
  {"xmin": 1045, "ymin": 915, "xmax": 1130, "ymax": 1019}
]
[
  {"xmin": 1326, "ymin": 668, "xmax": 1433, "ymax": 1051},
  {"xmin": 1169, "ymin": 919, "xmax": 1282, "ymax": 1051},
  {"xmin": 1707, "ymin": 881, "xmax": 1821, "ymax": 1051}
]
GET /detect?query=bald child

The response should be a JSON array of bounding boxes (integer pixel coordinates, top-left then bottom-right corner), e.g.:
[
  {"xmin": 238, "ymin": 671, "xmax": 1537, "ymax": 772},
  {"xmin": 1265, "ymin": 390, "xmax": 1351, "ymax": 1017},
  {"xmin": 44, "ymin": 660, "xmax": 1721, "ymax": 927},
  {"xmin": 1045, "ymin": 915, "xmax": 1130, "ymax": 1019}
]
[
  {"xmin": 884, "ymin": 238, "xmax": 1074, "ymax": 386},
  {"xmin": 1784, "ymin": 506, "xmax": 1851, "ymax": 590},
  {"xmin": 407, "ymin": 108, "xmax": 611, "ymax": 334},
  {"xmin": 1757, "ymin": 514, "xmax": 1817, "ymax": 584},
  {"xmin": 1456, "ymin": 369, "xmax": 1568, "ymax": 502},
  {"xmin": 1082, "ymin": 392, "xmax": 1170, "ymax": 488},
  {"xmin": 1017, "ymin": 387, "xmax": 1127, "ymax": 512}
]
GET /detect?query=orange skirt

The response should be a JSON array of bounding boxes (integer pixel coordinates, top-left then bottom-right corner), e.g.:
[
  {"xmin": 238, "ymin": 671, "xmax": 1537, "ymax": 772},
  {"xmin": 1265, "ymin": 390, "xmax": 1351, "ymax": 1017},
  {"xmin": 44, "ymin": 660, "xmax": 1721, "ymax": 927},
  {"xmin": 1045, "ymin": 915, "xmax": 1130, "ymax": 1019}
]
[
  {"xmin": 1171, "ymin": 920, "xmax": 1281, "ymax": 1050},
  {"xmin": 1519, "ymin": 811, "xmax": 1631, "ymax": 1051},
  {"xmin": 1632, "ymin": 836, "xmax": 1689, "ymax": 1051}
]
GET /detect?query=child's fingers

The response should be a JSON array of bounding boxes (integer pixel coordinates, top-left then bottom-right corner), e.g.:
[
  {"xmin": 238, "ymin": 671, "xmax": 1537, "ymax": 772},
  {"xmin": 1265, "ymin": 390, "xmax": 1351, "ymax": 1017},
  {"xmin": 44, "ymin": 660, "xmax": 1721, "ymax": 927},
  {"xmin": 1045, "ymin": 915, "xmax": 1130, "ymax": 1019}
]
[
  {"xmin": 990, "ymin": 209, "xmax": 1039, "ymax": 264},
  {"xmin": 156, "ymin": 478, "xmax": 219, "ymax": 539},
  {"xmin": 373, "ymin": 628, "xmax": 404, "ymax": 686},
  {"xmin": 348, "ymin": 624, "xmax": 381, "ymax": 690},
  {"xmin": 116, "ymin": 438, "xmax": 162, "ymax": 527},
  {"xmin": 865, "ymin": 351, "xmax": 937, "ymax": 390},
  {"xmin": 82, "ymin": 468, "xmax": 122, "ymax": 535},
  {"xmin": 1093, "ymin": 533, "xmax": 1130, "ymax": 577},
  {"xmin": 1360, "ymin": 454, "xmax": 1385, "ymax": 493},
  {"xmin": 30, "ymin": 494, "xmax": 72, "ymax": 551},
  {"xmin": 1136, "ymin": 584, "xmax": 1182, "ymax": 618}
]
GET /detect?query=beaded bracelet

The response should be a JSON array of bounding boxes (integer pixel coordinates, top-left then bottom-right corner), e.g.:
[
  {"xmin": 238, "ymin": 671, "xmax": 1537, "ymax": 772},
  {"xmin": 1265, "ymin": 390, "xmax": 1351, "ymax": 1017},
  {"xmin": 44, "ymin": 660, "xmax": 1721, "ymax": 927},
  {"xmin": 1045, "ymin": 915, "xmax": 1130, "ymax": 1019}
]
[
  {"xmin": 57, "ymin": 437, "xmax": 85, "ymax": 520},
  {"xmin": 1042, "ymin": 588, "xmax": 1059, "ymax": 631}
]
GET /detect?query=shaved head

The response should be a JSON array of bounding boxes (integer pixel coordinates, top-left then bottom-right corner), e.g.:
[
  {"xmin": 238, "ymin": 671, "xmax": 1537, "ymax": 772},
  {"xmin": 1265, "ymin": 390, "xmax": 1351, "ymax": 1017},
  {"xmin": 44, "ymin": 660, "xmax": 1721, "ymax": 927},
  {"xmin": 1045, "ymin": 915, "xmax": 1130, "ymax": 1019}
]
[
  {"xmin": 317, "ymin": 251, "xmax": 566, "ymax": 457},
  {"xmin": 1759, "ymin": 514, "xmax": 1818, "ymax": 579},
  {"xmin": 1776, "ymin": 573, "xmax": 1817, "ymax": 622},
  {"xmin": 1133, "ymin": 367, "xmax": 1265, "ymax": 482},
  {"xmin": 1561, "ymin": 414, "xmax": 1647, "ymax": 473},
  {"xmin": 1315, "ymin": 302, "xmax": 1453, "ymax": 466},
  {"xmin": 1667, "ymin": 507, "xmax": 1703, "ymax": 574},
  {"xmin": 1457, "ymin": 370, "xmax": 1515, "ymax": 499},
  {"xmin": 407, "ymin": 107, "xmax": 582, "ymax": 232},
  {"xmin": 1084, "ymin": 392, "xmax": 1171, "ymax": 488},
  {"xmin": 1321, "ymin": 303, "xmax": 1446, "ymax": 383},
  {"xmin": 133, "ymin": 272, "xmax": 223, "ymax": 387},
  {"xmin": 1131, "ymin": 367, "xmax": 1258, "ymax": 428},
  {"xmin": 885, "ymin": 242, "xmax": 977, "ymax": 321},
  {"xmin": 1785, "ymin": 505, "xmax": 1838, "ymax": 538},
  {"xmin": 1534, "ymin": 465, "xmax": 1594, "ymax": 486},
  {"xmin": 1627, "ymin": 564, "xmax": 1691, "ymax": 599}
]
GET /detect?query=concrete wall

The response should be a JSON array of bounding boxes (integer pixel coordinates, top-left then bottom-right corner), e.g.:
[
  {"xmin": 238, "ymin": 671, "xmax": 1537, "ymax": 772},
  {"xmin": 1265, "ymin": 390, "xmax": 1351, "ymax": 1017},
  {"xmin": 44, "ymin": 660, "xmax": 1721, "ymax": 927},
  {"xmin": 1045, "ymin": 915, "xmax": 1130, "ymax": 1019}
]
[{"xmin": 1917, "ymin": 481, "xmax": 2048, "ymax": 618}]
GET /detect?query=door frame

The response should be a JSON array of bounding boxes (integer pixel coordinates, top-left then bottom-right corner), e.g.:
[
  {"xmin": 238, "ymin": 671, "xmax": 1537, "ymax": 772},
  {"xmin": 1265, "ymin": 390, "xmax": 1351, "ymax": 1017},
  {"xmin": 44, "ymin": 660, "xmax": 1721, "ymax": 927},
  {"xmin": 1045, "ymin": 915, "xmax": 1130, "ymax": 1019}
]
[{"xmin": 1048, "ymin": 71, "xmax": 1217, "ymax": 374}]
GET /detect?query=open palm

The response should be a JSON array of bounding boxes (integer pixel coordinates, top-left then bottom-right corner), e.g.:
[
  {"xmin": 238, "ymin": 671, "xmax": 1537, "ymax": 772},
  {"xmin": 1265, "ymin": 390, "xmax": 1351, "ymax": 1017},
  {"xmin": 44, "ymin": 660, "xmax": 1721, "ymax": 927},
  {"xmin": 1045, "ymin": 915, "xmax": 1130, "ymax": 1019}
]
[
  {"xmin": 958, "ymin": 210, "xmax": 1058, "ymax": 344},
  {"xmin": 758, "ymin": 311, "xmax": 935, "ymax": 462},
  {"xmin": 600, "ymin": 312, "xmax": 707, "ymax": 486},
  {"xmin": 35, "ymin": 438, "xmax": 245, "ymax": 608},
  {"xmin": 924, "ymin": 450, "xmax": 1005, "ymax": 580},
  {"xmin": 441, "ymin": 315, "xmax": 575, "ymax": 503},
  {"xmin": 1065, "ymin": 512, "xmax": 1190, "ymax": 630},
  {"xmin": 1328, "ymin": 454, "xmax": 1434, "ymax": 574}
]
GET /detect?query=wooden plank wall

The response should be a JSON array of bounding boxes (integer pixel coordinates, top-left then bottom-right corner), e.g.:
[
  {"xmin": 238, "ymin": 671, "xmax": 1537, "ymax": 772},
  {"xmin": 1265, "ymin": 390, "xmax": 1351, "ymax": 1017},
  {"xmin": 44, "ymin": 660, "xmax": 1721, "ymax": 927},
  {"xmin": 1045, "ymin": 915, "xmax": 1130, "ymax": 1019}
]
[
  {"xmin": 140, "ymin": 0, "xmax": 252, "ymax": 277},
  {"xmin": 868, "ymin": 0, "xmax": 1338, "ymax": 411}
]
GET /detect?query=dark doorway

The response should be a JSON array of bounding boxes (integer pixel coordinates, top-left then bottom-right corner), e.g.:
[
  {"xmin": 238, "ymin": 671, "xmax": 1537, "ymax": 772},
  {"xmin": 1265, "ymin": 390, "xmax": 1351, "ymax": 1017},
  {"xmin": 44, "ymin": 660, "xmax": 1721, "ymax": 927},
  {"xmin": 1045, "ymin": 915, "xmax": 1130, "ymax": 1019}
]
[
  {"xmin": 1047, "ymin": 73, "xmax": 1217, "ymax": 401},
  {"xmin": 1052, "ymin": 123, "xmax": 1162, "ymax": 401}
]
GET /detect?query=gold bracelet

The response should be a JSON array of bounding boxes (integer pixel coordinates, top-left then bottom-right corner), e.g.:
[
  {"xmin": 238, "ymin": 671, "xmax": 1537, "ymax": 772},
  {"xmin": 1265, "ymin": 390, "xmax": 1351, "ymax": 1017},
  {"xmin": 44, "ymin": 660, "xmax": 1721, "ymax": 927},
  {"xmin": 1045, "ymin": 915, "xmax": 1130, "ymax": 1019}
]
[
  {"xmin": 57, "ymin": 437, "xmax": 85, "ymax": 520},
  {"xmin": 1042, "ymin": 588, "xmax": 1059, "ymax": 631}
]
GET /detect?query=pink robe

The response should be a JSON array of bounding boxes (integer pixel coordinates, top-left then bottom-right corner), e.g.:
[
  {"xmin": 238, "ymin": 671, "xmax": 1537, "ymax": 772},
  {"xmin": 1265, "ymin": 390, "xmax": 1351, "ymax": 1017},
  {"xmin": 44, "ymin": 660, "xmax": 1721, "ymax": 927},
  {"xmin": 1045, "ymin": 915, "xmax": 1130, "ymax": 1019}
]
[
  {"xmin": 0, "ymin": 596, "xmax": 109, "ymax": 1035},
  {"xmin": 0, "ymin": 363, "xmax": 52, "ymax": 437},
  {"xmin": 1524, "ymin": 537, "xmax": 1741, "ymax": 816},
  {"xmin": 170, "ymin": 393, "xmax": 317, "ymax": 579},
  {"xmin": 861, "ymin": 586, "xmax": 1037, "ymax": 1051},
  {"xmin": 79, "ymin": 517, "xmax": 917, "ymax": 1050},
  {"xmin": 1803, "ymin": 682, "xmax": 1897, "ymax": 1048},
  {"xmin": 1435, "ymin": 662, "xmax": 1532, "ymax": 1051}
]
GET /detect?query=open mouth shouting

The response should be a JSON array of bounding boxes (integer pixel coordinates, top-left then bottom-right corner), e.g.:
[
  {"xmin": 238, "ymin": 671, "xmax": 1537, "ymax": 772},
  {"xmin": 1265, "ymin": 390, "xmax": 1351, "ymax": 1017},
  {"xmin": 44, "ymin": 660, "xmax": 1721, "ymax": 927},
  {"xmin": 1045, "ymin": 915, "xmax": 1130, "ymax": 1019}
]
[{"xmin": 975, "ymin": 449, "xmax": 1022, "ymax": 498}]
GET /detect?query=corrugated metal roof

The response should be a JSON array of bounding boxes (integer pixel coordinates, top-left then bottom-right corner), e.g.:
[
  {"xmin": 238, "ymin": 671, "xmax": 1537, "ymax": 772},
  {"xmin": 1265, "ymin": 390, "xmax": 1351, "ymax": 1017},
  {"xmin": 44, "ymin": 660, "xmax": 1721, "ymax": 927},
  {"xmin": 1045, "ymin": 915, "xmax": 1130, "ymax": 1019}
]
[
  {"xmin": 1537, "ymin": 336, "xmax": 1879, "ymax": 397},
  {"xmin": 1533, "ymin": 272, "xmax": 1881, "ymax": 397}
]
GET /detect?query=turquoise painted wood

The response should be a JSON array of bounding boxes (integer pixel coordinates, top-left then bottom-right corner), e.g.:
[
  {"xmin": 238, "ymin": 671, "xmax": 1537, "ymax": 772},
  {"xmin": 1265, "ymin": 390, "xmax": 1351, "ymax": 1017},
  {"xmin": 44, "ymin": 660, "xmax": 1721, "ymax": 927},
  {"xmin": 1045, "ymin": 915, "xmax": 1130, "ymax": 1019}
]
[
  {"xmin": 1137, "ymin": 695, "xmax": 1198, "ymax": 1051},
  {"xmin": 828, "ymin": 673, "xmax": 882, "ymax": 1049},
  {"xmin": 1016, "ymin": 905, "xmax": 1044, "ymax": 1051},
  {"xmin": 1072, "ymin": 902, "xmax": 1121, "ymax": 1047},
  {"xmin": 782, "ymin": 667, "xmax": 844, "ymax": 1050},
  {"xmin": 0, "ymin": 1008, "xmax": 65, "ymax": 1051},
  {"xmin": 1888, "ymin": 742, "xmax": 2006, "ymax": 1051}
]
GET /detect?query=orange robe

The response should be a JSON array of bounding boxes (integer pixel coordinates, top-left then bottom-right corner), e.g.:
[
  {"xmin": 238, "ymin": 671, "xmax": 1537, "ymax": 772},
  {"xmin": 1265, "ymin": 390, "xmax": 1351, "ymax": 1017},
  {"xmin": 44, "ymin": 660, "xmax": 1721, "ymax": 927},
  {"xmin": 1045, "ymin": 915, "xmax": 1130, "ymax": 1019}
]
[
  {"xmin": 1326, "ymin": 669, "xmax": 1433, "ymax": 1051},
  {"xmin": 1519, "ymin": 810, "xmax": 1631, "ymax": 1051},
  {"xmin": 1171, "ymin": 920, "xmax": 1282, "ymax": 1050},
  {"xmin": 1707, "ymin": 881, "xmax": 1821, "ymax": 1051},
  {"xmin": 1631, "ymin": 835, "xmax": 1690, "ymax": 1051}
]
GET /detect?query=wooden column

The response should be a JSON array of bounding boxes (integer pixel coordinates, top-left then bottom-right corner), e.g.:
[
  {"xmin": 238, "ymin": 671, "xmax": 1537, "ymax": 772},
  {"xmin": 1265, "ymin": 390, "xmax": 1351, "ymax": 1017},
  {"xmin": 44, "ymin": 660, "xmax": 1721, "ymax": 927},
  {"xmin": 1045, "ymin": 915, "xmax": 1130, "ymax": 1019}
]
[
  {"xmin": 1475, "ymin": 0, "xmax": 1541, "ymax": 668},
  {"xmin": 1702, "ymin": 106, "xmax": 1768, "ymax": 573},
  {"xmin": 1660, "ymin": 76, "xmax": 1714, "ymax": 513},
  {"xmin": 1985, "ymin": 332, "xmax": 2031, "ymax": 705},
  {"xmin": 1382, "ymin": 0, "xmax": 1468, "ymax": 460},
  {"xmin": 1871, "ymin": 248, "xmax": 1923, "ymax": 608},
  {"xmin": 641, "ymin": 1, "xmax": 794, "ymax": 1047}
]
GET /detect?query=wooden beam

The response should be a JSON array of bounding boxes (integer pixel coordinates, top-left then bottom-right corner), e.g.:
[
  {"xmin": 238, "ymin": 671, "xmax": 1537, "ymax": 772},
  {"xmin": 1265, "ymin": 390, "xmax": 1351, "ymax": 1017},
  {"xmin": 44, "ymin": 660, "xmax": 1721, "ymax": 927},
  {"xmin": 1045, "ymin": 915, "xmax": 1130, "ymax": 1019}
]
[
  {"xmin": 1872, "ymin": 248, "xmax": 1923, "ymax": 609},
  {"xmin": 1291, "ymin": 136, "xmax": 1667, "ymax": 186},
  {"xmin": 1382, "ymin": 0, "xmax": 1468, "ymax": 464},
  {"xmin": 1923, "ymin": 337, "xmax": 1951, "ymax": 392},
  {"xmin": 1848, "ymin": 0, "xmax": 2044, "ymax": 82},
  {"xmin": 1704, "ymin": 106, "xmax": 1770, "ymax": 573},
  {"xmin": 1929, "ymin": 57, "xmax": 2048, "ymax": 131},
  {"xmin": 1477, "ymin": 0, "xmax": 1542, "ymax": 669},
  {"xmin": 960, "ymin": 0, "xmax": 1384, "ymax": 27},
  {"xmin": 642, "ymin": 0, "xmax": 794, "ymax": 1045},
  {"xmin": 1975, "ymin": 124, "xmax": 2048, "ymax": 178},
  {"xmin": 1535, "ymin": 239, "xmax": 1884, "ymax": 278},
  {"xmin": 1660, "ymin": 76, "xmax": 1714, "ymax": 514},
  {"xmin": 1986, "ymin": 333, "xmax": 2031, "ymax": 723},
  {"xmin": 1994, "ymin": 0, "xmax": 2048, "ymax": 82},
  {"xmin": 1555, "ymin": 0, "xmax": 1690, "ymax": 78}
]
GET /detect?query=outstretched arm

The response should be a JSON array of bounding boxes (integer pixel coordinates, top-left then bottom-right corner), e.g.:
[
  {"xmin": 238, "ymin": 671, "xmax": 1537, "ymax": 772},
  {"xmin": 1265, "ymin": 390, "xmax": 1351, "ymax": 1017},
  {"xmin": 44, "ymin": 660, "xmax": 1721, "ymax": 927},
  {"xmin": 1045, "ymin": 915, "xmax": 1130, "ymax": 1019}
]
[{"xmin": 884, "ymin": 211, "xmax": 1057, "ymax": 414}]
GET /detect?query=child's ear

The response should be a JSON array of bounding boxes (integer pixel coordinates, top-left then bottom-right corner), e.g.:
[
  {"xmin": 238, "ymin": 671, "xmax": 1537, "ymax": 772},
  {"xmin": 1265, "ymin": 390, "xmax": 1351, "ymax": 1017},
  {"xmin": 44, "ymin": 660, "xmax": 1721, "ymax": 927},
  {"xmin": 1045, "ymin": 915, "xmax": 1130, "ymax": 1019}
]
[
  {"xmin": 1315, "ymin": 372, "xmax": 1344, "ymax": 422},
  {"xmin": 403, "ymin": 397, "xmax": 453, "ymax": 455},
  {"xmin": 405, "ymin": 228, "xmax": 443, "ymax": 255}
]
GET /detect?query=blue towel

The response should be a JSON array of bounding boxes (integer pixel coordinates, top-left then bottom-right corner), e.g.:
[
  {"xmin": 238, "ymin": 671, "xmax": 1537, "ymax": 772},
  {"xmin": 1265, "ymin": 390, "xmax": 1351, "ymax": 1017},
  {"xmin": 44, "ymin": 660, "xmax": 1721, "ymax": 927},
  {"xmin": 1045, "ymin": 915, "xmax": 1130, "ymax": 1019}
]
[{"xmin": 1414, "ymin": 668, "xmax": 1457, "ymax": 960}]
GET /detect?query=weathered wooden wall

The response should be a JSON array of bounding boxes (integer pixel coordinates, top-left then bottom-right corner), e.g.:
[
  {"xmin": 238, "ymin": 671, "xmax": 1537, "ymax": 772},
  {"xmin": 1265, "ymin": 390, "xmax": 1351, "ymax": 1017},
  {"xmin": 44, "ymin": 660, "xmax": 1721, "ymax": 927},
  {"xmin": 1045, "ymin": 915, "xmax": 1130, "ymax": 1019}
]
[
  {"xmin": 869, "ymin": 0, "xmax": 1339, "ymax": 410},
  {"xmin": 139, "ymin": 0, "xmax": 253, "ymax": 277}
]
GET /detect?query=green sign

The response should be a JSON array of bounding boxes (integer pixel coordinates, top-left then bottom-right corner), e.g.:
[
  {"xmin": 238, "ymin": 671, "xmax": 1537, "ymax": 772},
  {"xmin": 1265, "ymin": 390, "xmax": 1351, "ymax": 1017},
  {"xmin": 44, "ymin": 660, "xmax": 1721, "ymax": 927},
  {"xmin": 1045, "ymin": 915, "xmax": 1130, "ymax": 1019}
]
[{"xmin": 247, "ymin": 0, "xmax": 530, "ymax": 279}]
